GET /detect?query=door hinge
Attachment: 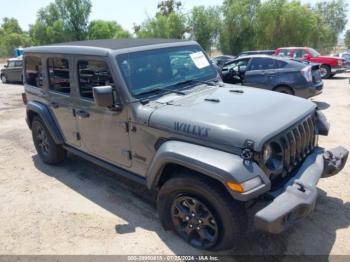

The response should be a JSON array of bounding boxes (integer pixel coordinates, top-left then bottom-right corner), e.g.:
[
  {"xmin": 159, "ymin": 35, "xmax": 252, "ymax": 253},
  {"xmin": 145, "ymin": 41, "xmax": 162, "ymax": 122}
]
[
  {"xmin": 76, "ymin": 132, "xmax": 81, "ymax": 140},
  {"xmin": 124, "ymin": 122, "xmax": 130, "ymax": 133}
]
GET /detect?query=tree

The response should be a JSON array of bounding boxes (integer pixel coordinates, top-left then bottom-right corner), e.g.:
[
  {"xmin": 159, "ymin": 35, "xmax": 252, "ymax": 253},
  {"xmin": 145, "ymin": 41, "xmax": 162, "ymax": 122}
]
[
  {"xmin": 313, "ymin": 0, "xmax": 348, "ymax": 52},
  {"xmin": 189, "ymin": 6, "xmax": 222, "ymax": 52},
  {"xmin": 30, "ymin": 0, "xmax": 91, "ymax": 45},
  {"xmin": 219, "ymin": 0, "xmax": 260, "ymax": 55},
  {"xmin": 345, "ymin": 30, "xmax": 350, "ymax": 49},
  {"xmin": 88, "ymin": 20, "xmax": 131, "ymax": 40},
  {"xmin": 134, "ymin": 1, "xmax": 186, "ymax": 39},
  {"xmin": 0, "ymin": 18, "xmax": 31, "ymax": 57}
]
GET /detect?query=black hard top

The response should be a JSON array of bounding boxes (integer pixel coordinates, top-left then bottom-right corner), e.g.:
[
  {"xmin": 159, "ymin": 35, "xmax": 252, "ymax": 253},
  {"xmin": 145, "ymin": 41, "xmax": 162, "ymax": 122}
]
[{"xmin": 49, "ymin": 38, "xmax": 190, "ymax": 50}]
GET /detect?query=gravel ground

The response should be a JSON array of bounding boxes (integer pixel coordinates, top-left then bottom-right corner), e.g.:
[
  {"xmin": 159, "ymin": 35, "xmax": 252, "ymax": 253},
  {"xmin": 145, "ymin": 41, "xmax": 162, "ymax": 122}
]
[{"xmin": 0, "ymin": 70, "xmax": 349, "ymax": 255}]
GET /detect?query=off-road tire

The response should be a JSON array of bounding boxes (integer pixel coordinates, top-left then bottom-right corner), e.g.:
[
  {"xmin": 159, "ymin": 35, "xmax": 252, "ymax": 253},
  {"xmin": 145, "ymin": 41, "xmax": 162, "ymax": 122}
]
[
  {"xmin": 32, "ymin": 116, "xmax": 66, "ymax": 164},
  {"xmin": 1, "ymin": 74, "xmax": 7, "ymax": 84},
  {"xmin": 157, "ymin": 175, "xmax": 247, "ymax": 251},
  {"xmin": 274, "ymin": 85, "xmax": 294, "ymax": 95},
  {"xmin": 320, "ymin": 65, "xmax": 331, "ymax": 79}
]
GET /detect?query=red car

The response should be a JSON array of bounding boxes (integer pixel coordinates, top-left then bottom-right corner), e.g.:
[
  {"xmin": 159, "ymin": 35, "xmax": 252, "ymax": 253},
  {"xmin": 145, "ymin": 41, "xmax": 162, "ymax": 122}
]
[{"xmin": 275, "ymin": 47, "xmax": 346, "ymax": 78}]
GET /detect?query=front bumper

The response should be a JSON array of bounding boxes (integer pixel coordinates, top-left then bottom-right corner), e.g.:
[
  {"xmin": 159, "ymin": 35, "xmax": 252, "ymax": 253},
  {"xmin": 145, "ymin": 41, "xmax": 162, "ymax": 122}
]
[
  {"xmin": 331, "ymin": 67, "xmax": 346, "ymax": 74},
  {"xmin": 254, "ymin": 146, "xmax": 348, "ymax": 234}
]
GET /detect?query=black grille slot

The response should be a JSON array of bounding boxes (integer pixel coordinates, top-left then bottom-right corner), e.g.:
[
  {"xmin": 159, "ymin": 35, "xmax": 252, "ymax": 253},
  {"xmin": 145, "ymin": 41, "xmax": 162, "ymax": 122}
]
[{"xmin": 279, "ymin": 116, "xmax": 316, "ymax": 173}]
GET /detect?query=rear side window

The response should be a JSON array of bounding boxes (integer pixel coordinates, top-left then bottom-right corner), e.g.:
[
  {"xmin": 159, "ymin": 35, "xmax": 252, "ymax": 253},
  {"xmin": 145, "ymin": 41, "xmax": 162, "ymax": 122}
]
[
  {"xmin": 25, "ymin": 56, "xmax": 43, "ymax": 88},
  {"xmin": 249, "ymin": 58, "xmax": 276, "ymax": 70},
  {"xmin": 78, "ymin": 60, "xmax": 114, "ymax": 99},
  {"xmin": 48, "ymin": 57, "xmax": 70, "ymax": 94},
  {"xmin": 293, "ymin": 49, "xmax": 305, "ymax": 58},
  {"xmin": 15, "ymin": 61, "xmax": 23, "ymax": 67}
]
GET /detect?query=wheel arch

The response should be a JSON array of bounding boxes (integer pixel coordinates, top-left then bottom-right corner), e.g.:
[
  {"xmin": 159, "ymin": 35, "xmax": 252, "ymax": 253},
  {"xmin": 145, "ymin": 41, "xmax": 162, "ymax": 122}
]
[
  {"xmin": 146, "ymin": 140, "xmax": 269, "ymax": 201},
  {"xmin": 26, "ymin": 101, "xmax": 64, "ymax": 144},
  {"xmin": 273, "ymin": 84, "xmax": 295, "ymax": 95}
]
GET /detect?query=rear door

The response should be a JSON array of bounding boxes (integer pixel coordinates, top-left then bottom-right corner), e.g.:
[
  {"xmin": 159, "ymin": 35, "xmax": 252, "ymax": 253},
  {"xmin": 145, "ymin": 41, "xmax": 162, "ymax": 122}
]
[
  {"xmin": 47, "ymin": 56, "xmax": 80, "ymax": 147},
  {"xmin": 74, "ymin": 57, "xmax": 131, "ymax": 168},
  {"xmin": 243, "ymin": 57, "xmax": 277, "ymax": 88},
  {"xmin": 5, "ymin": 61, "xmax": 17, "ymax": 81}
]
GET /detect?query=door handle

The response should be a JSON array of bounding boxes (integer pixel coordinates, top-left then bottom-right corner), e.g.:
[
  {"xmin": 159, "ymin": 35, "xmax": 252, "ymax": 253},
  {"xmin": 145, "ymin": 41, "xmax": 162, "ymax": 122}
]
[
  {"xmin": 50, "ymin": 102, "xmax": 59, "ymax": 108},
  {"xmin": 76, "ymin": 110, "xmax": 90, "ymax": 118}
]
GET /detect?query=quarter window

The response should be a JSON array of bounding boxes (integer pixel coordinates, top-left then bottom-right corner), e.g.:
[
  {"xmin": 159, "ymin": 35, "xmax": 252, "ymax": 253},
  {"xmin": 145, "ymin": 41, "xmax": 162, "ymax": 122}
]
[
  {"xmin": 48, "ymin": 57, "xmax": 70, "ymax": 94},
  {"xmin": 78, "ymin": 60, "xmax": 114, "ymax": 99},
  {"xmin": 25, "ymin": 56, "xmax": 43, "ymax": 88}
]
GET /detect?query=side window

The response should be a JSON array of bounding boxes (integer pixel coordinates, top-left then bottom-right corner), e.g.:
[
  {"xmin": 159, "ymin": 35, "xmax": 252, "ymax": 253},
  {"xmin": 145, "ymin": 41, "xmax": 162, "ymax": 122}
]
[
  {"xmin": 8, "ymin": 61, "xmax": 16, "ymax": 68},
  {"xmin": 25, "ymin": 56, "xmax": 43, "ymax": 88},
  {"xmin": 293, "ymin": 49, "xmax": 304, "ymax": 58},
  {"xmin": 249, "ymin": 58, "xmax": 275, "ymax": 71},
  {"xmin": 278, "ymin": 49, "xmax": 291, "ymax": 57},
  {"xmin": 48, "ymin": 57, "xmax": 70, "ymax": 94},
  {"xmin": 15, "ymin": 61, "xmax": 23, "ymax": 67},
  {"xmin": 78, "ymin": 60, "xmax": 114, "ymax": 99}
]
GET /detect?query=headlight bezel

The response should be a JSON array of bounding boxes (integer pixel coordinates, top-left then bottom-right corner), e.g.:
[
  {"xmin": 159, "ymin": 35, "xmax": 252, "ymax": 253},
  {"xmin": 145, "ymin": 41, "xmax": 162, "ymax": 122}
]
[{"xmin": 262, "ymin": 141, "xmax": 284, "ymax": 172}]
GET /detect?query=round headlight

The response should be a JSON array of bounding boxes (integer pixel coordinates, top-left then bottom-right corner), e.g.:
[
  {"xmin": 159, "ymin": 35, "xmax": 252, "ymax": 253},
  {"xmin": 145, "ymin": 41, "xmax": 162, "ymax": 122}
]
[{"xmin": 262, "ymin": 142, "xmax": 283, "ymax": 171}]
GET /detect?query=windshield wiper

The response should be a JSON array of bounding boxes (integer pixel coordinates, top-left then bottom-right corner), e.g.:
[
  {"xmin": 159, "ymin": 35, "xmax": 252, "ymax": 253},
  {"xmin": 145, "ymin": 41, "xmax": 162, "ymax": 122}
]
[{"xmin": 136, "ymin": 87, "xmax": 186, "ymax": 97}]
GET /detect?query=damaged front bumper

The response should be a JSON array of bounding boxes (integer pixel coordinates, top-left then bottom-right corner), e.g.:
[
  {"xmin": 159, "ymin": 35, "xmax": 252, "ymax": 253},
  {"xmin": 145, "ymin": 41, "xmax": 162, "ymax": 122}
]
[{"xmin": 254, "ymin": 146, "xmax": 348, "ymax": 234}]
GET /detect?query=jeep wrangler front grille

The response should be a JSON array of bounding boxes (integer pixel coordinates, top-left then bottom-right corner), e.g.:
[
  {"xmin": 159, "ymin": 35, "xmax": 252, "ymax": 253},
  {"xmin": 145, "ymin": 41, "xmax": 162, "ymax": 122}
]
[{"xmin": 279, "ymin": 115, "xmax": 317, "ymax": 173}]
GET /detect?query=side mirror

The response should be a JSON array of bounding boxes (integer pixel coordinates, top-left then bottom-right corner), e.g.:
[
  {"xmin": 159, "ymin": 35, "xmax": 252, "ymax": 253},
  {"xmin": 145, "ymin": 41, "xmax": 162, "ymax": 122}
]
[
  {"xmin": 4, "ymin": 65, "xmax": 8, "ymax": 68},
  {"xmin": 93, "ymin": 85, "xmax": 122, "ymax": 111}
]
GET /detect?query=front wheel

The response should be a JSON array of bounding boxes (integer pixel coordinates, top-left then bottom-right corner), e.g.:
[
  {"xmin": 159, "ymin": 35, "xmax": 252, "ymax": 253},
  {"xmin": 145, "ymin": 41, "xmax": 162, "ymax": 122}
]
[
  {"xmin": 1, "ymin": 74, "xmax": 7, "ymax": 83},
  {"xmin": 157, "ymin": 175, "xmax": 247, "ymax": 251}
]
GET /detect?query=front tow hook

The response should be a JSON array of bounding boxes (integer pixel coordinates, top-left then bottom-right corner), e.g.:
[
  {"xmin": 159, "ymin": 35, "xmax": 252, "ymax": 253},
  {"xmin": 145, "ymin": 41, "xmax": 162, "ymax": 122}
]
[{"xmin": 322, "ymin": 146, "xmax": 349, "ymax": 178}]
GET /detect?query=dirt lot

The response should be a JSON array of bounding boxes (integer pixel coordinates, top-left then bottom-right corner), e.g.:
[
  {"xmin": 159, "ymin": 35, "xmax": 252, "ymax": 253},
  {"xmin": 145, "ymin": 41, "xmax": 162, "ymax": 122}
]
[{"xmin": 0, "ymin": 70, "xmax": 349, "ymax": 255}]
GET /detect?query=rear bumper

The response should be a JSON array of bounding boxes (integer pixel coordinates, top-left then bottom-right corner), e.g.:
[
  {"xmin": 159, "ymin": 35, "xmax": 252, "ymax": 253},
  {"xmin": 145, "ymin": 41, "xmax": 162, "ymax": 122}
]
[
  {"xmin": 294, "ymin": 81, "xmax": 323, "ymax": 98},
  {"xmin": 254, "ymin": 146, "xmax": 348, "ymax": 234}
]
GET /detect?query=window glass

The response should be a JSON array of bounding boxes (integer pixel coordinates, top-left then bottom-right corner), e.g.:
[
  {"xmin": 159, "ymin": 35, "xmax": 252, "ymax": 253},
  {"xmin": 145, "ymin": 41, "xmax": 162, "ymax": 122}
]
[
  {"xmin": 48, "ymin": 57, "xmax": 70, "ymax": 94},
  {"xmin": 293, "ymin": 49, "xmax": 304, "ymax": 58},
  {"xmin": 8, "ymin": 61, "xmax": 15, "ymax": 68},
  {"xmin": 249, "ymin": 58, "xmax": 276, "ymax": 70},
  {"xmin": 78, "ymin": 60, "xmax": 114, "ymax": 99},
  {"xmin": 275, "ymin": 60, "xmax": 287, "ymax": 68},
  {"xmin": 117, "ymin": 45, "xmax": 217, "ymax": 98},
  {"xmin": 278, "ymin": 49, "xmax": 291, "ymax": 57},
  {"xmin": 15, "ymin": 61, "xmax": 23, "ymax": 67},
  {"xmin": 25, "ymin": 56, "xmax": 43, "ymax": 88}
]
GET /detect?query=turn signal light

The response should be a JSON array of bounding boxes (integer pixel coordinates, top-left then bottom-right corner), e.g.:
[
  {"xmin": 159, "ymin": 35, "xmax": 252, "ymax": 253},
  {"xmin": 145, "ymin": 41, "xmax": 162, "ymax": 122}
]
[{"xmin": 226, "ymin": 182, "xmax": 244, "ymax": 193}]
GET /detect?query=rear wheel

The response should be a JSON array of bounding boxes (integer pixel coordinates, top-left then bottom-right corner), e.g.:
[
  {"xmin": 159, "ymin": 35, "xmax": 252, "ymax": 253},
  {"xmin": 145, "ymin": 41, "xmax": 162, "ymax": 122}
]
[
  {"xmin": 32, "ymin": 116, "xmax": 66, "ymax": 164},
  {"xmin": 1, "ymin": 74, "xmax": 7, "ymax": 83},
  {"xmin": 157, "ymin": 175, "xmax": 247, "ymax": 251},
  {"xmin": 274, "ymin": 85, "xmax": 293, "ymax": 95},
  {"xmin": 320, "ymin": 65, "xmax": 331, "ymax": 79}
]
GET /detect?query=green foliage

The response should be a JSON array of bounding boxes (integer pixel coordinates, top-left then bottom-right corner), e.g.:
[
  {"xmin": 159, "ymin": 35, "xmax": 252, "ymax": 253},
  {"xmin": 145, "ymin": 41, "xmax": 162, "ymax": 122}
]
[
  {"xmin": 30, "ymin": 0, "xmax": 92, "ymax": 45},
  {"xmin": 345, "ymin": 30, "xmax": 350, "ymax": 49},
  {"xmin": 219, "ymin": 0, "xmax": 260, "ymax": 55},
  {"xmin": 189, "ymin": 6, "xmax": 222, "ymax": 52},
  {"xmin": 135, "ymin": 2, "xmax": 186, "ymax": 39},
  {"xmin": 0, "ymin": 18, "xmax": 31, "ymax": 57},
  {"xmin": 88, "ymin": 20, "xmax": 131, "ymax": 39}
]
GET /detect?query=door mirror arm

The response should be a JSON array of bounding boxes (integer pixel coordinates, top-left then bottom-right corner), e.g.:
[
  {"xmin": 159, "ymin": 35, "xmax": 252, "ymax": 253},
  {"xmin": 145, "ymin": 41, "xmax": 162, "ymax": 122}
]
[{"xmin": 108, "ymin": 103, "xmax": 123, "ymax": 112}]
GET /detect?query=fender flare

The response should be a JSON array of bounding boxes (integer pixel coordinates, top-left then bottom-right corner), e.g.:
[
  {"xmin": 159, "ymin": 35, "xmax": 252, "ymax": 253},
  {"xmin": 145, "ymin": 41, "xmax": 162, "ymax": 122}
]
[
  {"xmin": 146, "ymin": 140, "xmax": 270, "ymax": 201},
  {"xmin": 26, "ymin": 101, "xmax": 64, "ymax": 144}
]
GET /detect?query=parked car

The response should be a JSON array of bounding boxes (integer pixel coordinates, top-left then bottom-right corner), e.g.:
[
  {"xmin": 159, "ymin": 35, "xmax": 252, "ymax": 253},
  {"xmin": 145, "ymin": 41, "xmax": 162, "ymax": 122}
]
[
  {"xmin": 211, "ymin": 55, "xmax": 235, "ymax": 67},
  {"xmin": 236, "ymin": 50, "xmax": 275, "ymax": 58},
  {"xmin": 220, "ymin": 55, "xmax": 323, "ymax": 98},
  {"xmin": 338, "ymin": 52, "xmax": 350, "ymax": 69},
  {"xmin": 1, "ymin": 57, "xmax": 23, "ymax": 83},
  {"xmin": 275, "ymin": 47, "xmax": 346, "ymax": 78},
  {"xmin": 23, "ymin": 39, "xmax": 348, "ymax": 251}
]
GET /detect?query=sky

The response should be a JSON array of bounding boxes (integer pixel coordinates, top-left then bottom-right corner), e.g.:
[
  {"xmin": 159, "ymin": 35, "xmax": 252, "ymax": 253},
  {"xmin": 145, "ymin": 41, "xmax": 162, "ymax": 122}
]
[{"xmin": 0, "ymin": 0, "xmax": 349, "ymax": 36}]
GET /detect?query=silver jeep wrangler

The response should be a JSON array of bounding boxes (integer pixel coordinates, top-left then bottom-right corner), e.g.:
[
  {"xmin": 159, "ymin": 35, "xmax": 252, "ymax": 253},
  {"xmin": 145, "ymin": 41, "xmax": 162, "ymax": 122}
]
[{"xmin": 23, "ymin": 39, "xmax": 348, "ymax": 251}]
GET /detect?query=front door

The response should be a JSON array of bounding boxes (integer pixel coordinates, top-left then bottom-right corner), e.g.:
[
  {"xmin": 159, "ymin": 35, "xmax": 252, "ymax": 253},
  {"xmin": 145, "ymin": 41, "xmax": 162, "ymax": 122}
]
[
  {"xmin": 47, "ymin": 55, "xmax": 80, "ymax": 147},
  {"xmin": 74, "ymin": 57, "xmax": 131, "ymax": 168}
]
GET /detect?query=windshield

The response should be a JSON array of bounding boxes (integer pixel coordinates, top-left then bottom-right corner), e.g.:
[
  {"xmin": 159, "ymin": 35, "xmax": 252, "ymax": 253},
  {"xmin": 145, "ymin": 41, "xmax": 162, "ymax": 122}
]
[
  {"xmin": 117, "ymin": 45, "xmax": 217, "ymax": 98},
  {"xmin": 308, "ymin": 48, "xmax": 320, "ymax": 57}
]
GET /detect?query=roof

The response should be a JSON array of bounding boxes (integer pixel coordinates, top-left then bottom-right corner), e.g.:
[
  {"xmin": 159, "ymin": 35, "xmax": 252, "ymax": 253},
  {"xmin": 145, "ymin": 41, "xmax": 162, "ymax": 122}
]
[
  {"xmin": 50, "ymin": 39, "xmax": 190, "ymax": 49},
  {"xmin": 8, "ymin": 56, "xmax": 23, "ymax": 61},
  {"xmin": 24, "ymin": 39, "xmax": 195, "ymax": 56}
]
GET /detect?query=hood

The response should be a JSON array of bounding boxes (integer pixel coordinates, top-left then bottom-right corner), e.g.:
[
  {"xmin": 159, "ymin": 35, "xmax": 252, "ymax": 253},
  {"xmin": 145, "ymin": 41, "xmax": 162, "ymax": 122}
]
[{"xmin": 148, "ymin": 85, "xmax": 316, "ymax": 151}]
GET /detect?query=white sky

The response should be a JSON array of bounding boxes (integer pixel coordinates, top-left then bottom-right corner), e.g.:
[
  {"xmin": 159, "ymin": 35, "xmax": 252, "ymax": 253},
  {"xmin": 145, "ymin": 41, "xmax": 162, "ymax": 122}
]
[{"xmin": 0, "ymin": 0, "xmax": 349, "ymax": 35}]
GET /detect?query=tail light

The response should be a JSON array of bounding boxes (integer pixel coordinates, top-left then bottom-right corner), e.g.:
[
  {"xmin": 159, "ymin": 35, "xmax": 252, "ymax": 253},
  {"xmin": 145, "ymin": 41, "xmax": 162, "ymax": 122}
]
[
  {"xmin": 21, "ymin": 93, "xmax": 27, "ymax": 105},
  {"xmin": 301, "ymin": 66, "xmax": 312, "ymax": 82}
]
